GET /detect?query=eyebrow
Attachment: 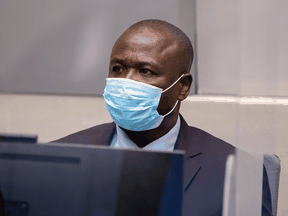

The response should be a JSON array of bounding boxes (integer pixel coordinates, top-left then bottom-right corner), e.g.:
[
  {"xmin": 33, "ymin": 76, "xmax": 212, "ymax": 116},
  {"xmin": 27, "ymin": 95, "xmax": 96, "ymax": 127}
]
[
  {"xmin": 110, "ymin": 58, "xmax": 126, "ymax": 65},
  {"xmin": 110, "ymin": 58, "xmax": 160, "ymax": 72}
]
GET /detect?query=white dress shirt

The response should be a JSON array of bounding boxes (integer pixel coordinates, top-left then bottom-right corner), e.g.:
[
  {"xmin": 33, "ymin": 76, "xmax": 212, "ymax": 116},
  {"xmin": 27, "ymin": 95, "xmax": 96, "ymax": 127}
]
[{"xmin": 110, "ymin": 115, "xmax": 181, "ymax": 152}]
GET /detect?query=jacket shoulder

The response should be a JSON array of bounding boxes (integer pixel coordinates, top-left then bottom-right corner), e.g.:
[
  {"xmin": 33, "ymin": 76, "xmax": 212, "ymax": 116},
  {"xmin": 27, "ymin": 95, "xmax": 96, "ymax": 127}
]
[
  {"xmin": 188, "ymin": 126, "xmax": 235, "ymax": 152},
  {"xmin": 52, "ymin": 122, "xmax": 116, "ymax": 145}
]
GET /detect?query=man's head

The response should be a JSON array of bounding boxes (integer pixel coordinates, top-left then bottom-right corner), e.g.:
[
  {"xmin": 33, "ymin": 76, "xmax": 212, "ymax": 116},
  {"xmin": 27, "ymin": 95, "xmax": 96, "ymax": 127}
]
[{"xmin": 108, "ymin": 19, "xmax": 193, "ymax": 116}]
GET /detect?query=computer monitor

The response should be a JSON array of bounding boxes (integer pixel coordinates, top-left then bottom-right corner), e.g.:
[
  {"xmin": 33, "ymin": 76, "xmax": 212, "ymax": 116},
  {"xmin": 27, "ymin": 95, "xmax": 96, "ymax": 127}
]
[
  {"xmin": 0, "ymin": 133, "xmax": 37, "ymax": 143},
  {"xmin": 0, "ymin": 141, "xmax": 184, "ymax": 216}
]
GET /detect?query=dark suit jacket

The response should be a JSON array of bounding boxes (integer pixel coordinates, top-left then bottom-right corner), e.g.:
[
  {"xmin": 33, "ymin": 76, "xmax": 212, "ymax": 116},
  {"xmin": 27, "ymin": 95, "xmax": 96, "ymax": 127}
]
[{"xmin": 54, "ymin": 114, "xmax": 273, "ymax": 216}]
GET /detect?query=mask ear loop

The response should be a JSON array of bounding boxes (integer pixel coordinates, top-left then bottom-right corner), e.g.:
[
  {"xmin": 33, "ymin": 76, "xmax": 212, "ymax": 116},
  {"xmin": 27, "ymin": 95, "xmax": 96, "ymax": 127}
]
[
  {"xmin": 160, "ymin": 73, "xmax": 185, "ymax": 117},
  {"xmin": 162, "ymin": 74, "xmax": 185, "ymax": 93}
]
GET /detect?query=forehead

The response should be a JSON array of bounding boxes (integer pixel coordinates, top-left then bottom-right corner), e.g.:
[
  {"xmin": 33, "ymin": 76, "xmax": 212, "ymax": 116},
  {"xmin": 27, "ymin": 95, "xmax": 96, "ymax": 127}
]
[{"xmin": 111, "ymin": 28, "xmax": 180, "ymax": 70}]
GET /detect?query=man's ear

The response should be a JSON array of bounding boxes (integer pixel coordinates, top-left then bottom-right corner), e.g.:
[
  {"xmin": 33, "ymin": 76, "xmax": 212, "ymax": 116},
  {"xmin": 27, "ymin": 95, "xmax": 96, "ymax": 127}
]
[{"xmin": 178, "ymin": 73, "xmax": 192, "ymax": 101}]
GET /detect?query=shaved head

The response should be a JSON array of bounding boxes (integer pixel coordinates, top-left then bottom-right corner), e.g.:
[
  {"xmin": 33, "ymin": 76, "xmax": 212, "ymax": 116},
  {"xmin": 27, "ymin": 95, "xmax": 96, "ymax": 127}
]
[{"xmin": 112, "ymin": 19, "xmax": 194, "ymax": 78}]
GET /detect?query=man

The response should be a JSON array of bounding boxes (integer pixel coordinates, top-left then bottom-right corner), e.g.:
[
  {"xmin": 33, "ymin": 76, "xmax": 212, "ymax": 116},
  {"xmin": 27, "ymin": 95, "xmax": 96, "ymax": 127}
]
[{"xmin": 54, "ymin": 19, "xmax": 272, "ymax": 216}]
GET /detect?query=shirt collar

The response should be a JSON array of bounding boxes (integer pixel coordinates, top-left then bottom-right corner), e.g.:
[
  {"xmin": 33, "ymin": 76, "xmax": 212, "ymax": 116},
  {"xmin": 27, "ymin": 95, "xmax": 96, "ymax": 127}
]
[{"xmin": 111, "ymin": 115, "xmax": 181, "ymax": 152}]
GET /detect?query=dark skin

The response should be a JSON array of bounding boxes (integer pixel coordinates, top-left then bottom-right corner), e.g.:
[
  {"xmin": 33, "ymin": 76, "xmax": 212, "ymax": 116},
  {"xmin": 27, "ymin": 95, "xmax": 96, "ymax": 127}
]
[{"xmin": 108, "ymin": 26, "xmax": 192, "ymax": 148}]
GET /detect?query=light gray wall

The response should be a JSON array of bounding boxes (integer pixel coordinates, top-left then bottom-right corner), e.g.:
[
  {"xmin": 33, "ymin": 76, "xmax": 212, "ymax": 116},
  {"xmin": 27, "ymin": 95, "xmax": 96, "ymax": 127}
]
[
  {"xmin": 1, "ymin": 0, "xmax": 287, "ymax": 97},
  {"xmin": 196, "ymin": 0, "xmax": 288, "ymax": 97},
  {"xmin": 0, "ymin": 0, "xmax": 196, "ymax": 96}
]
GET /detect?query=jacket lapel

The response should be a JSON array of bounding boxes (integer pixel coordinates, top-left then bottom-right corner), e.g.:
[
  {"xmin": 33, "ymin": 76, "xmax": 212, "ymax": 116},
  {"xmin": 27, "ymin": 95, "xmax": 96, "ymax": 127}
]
[
  {"xmin": 95, "ymin": 122, "xmax": 116, "ymax": 146},
  {"xmin": 175, "ymin": 114, "xmax": 202, "ymax": 190}
]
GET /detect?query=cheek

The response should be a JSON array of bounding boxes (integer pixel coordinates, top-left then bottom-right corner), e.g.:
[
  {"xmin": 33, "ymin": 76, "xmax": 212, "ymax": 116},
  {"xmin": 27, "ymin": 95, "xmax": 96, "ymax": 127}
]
[{"xmin": 157, "ymin": 90, "xmax": 179, "ymax": 115}]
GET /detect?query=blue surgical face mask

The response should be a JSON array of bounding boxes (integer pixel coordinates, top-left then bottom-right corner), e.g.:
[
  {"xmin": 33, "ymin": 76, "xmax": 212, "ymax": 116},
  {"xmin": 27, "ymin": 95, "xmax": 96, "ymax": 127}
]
[{"xmin": 103, "ymin": 74, "xmax": 185, "ymax": 131}]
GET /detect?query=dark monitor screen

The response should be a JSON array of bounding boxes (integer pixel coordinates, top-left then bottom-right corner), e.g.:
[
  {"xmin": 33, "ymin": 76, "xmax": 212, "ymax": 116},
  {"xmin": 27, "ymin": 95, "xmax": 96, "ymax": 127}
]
[
  {"xmin": 0, "ymin": 142, "xmax": 184, "ymax": 216},
  {"xmin": 0, "ymin": 133, "xmax": 37, "ymax": 143}
]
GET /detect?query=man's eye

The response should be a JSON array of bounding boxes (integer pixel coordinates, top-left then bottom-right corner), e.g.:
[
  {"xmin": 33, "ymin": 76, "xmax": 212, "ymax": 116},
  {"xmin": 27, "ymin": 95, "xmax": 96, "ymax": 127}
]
[
  {"xmin": 140, "ymin": 69, "xmax": 152, "ymax": 75},
  {"xmin": 112, "ymin": 66, "xmax": 123, "ymax": 73}
]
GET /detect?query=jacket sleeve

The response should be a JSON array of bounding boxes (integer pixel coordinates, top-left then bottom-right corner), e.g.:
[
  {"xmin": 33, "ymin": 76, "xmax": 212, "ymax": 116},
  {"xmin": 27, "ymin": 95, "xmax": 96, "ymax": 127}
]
[{"xmin": 262, "ymin": 165, "xmax": 273, "ymax": 216}]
